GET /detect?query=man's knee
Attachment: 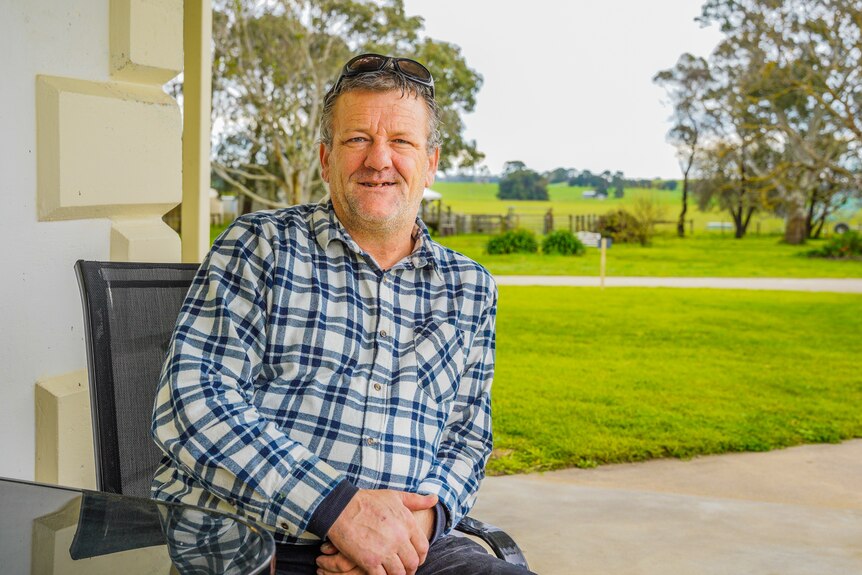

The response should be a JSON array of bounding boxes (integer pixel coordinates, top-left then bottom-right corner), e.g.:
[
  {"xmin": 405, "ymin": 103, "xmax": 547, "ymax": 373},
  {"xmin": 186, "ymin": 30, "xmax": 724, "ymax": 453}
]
[{"xmin": 418, "ymin": 535, "xmax": 536, "ymax": 575}]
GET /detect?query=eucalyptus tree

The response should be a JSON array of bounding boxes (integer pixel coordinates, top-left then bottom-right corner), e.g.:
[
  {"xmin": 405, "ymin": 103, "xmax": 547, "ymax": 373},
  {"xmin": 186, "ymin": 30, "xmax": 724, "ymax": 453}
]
[
  {"xmin": 654, "ymin": 53, "xmax": 715, "ymax": 237},
  {"xmin": 698, "ymin": 0, "xmax": 862, "ymax": 243}
]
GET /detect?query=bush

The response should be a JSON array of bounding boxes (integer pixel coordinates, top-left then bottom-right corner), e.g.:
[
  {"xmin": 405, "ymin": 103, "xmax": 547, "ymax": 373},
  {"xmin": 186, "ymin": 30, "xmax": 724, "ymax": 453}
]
[
  {"xmin": 807, "ymin": 231, "xmax": 862, "ymax": 259},
  {"xmin": 595, "ymin": 209, "xmax": 648, "ymax": 245},
  {"xmin": 486, "ymin": 229, "xmax": 539, "ymax": 254},
  {"xmin": 542, "ymin": 230, "xmax": 586, "ymax": 256}
]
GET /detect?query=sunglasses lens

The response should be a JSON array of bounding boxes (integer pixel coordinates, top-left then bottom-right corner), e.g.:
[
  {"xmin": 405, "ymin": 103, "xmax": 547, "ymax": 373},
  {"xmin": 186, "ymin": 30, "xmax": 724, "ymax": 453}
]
[
  {"xmin": 396, "ymin": 59, "xmax": 432, "ymax": 83},
  {"xmin": 346, "ymin": 54, "xmax": 387, "ymax": 73}
]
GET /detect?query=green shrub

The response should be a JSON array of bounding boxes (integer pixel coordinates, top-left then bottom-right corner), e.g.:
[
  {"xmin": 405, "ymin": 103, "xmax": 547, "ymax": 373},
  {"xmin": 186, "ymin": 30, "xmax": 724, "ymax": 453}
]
[
  {"xmin": 807, "ymin": 231, "xmax": 862, "ymax": 259},
  {"xmin": 595, "ymin": 209, "xmax": 649, "ymax": 245},
  {"xmin": 486, "ymin": 229, "xmax": 539, "ymax": 254},
  {"xmin": 542, "ymin": 230, "xmax": 586, "ymax": 256}
]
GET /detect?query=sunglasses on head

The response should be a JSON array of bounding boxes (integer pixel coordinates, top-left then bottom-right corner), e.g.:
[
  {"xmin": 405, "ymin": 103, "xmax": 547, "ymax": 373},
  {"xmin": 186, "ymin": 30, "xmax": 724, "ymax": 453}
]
[{"xmin": 330, "ymin": 53, "xmax": 435, "ymax": 98}]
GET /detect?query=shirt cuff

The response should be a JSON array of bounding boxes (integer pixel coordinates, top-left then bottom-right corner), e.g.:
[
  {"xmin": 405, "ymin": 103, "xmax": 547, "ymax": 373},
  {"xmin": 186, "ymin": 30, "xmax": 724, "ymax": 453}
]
[
  {"xmin": 429, "ymin": 501, "xmax": 448, "ymax": 544},
  {"xmin": 305, "ymin": 479, "xmax": 359, "ymax": 538}
]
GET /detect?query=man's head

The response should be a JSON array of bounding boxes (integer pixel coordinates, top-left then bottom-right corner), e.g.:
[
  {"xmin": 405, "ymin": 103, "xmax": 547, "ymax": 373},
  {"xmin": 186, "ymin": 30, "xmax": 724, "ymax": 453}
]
[
  {"xmin": 320, "ymin": 54, "xmax": 441, "ymax": 151},
  {"xmin": 319, "ymin": 54, "xmax": 441, "ymax": 241}
]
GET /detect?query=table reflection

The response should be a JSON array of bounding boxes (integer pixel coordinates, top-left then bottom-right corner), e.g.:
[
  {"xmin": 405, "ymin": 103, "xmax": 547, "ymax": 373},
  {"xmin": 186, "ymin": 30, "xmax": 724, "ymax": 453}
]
[{"xmin": 0, "ymin": 478, "xmax": 274, "ymax": 575}]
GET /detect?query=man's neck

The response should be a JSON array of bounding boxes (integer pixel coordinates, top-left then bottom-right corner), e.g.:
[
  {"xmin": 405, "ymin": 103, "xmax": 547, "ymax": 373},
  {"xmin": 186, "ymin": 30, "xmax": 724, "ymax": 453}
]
[{"xmin": 349, "ymin": 225, "xmax": 416, "ymax": 271}]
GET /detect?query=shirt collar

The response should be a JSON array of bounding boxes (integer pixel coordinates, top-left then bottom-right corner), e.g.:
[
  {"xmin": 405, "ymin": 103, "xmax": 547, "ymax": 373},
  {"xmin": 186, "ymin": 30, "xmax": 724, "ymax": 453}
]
[{"xmin": 310, "ymin": 196, "xmax": 443, "ymax": 278}]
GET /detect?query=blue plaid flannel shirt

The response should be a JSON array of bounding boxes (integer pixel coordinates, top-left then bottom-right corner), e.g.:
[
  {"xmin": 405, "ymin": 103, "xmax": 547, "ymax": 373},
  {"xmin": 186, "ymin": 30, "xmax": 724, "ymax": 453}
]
[{"xmin": 151, "ymin": 199, "xmax": 497, "ymax": 544}]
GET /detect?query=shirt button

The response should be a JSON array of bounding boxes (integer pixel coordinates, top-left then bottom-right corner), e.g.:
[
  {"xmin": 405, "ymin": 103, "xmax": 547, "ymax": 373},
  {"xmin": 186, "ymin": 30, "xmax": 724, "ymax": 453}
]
[
  {"xmin": 366, "ymin": 437, "xmax": 376, "ymax": 446},
  {"xmin": 280, "ymin": 522, "xmax": 289, "ymax": 530},
  {"xmin": 373, "ymin": 383, "xmax": 382, "ymax": 391},
  {"xmin": 379, "ymin": 329, "xmax": 388, "ymax": 338}
]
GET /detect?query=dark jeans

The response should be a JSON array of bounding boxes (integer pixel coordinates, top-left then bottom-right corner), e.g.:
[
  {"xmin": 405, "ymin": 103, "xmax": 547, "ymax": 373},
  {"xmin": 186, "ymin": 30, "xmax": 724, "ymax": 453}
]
[{"xmin": 274, "ymin": 535, "xmax": 536, "ymax": 575}]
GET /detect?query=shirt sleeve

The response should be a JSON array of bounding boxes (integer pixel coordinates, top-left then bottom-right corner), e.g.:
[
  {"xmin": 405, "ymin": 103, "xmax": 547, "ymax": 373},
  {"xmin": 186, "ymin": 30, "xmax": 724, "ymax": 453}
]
[
  {"xmin": 151, "ymin": 217, "xmax": 347, "ymax": 538},
  {"xmin": 416, "ymin": 282, "xmax": 497, "ymax": 534}
]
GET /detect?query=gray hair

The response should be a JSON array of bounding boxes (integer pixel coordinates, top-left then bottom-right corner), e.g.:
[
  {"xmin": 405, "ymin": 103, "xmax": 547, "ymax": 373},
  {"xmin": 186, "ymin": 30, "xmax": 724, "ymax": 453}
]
[{"xmin": 319, "ymin": 70, "xmax": 441, "ymax": 151}]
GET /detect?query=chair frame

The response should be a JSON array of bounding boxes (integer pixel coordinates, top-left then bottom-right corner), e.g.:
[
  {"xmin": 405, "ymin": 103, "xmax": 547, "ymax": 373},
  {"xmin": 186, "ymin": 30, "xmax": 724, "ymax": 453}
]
[{"xmin": 76, "ymin": 259, "xmax": 528, "ymax": 568}]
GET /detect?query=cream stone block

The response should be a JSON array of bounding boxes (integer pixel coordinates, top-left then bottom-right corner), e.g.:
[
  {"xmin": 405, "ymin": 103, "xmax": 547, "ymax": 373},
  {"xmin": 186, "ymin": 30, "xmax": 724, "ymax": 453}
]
[
  {"xmin": 111, "ymin": 0, "xmax": 183, "ymax": 83},
  {"xmin": 35, "ymin": 370, "xmax": 96, "ymax": 489},
  {"xmin": 110, "ymin": 217, "xmax": 181, "ymax": 262},
  {"xmin": 37, "ymin": 75, "xmax": 181, "ymax": 221}
]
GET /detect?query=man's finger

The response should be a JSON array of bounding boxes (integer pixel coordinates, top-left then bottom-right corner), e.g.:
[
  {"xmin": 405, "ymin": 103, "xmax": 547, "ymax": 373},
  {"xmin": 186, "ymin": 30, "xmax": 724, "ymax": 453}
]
[
  {"xmin": 316, "ymin": 551, "xmax": 356, "ymax": 573},
  {"xmin": 320, "ymin": 541, "xmax": 339, "ymax": 555},
  {"xmin": 408, "ymin": 519, "xmax": 430, "ymax": 565},
  {"xmin": 400, "ymin": 492, "xmax": 437, "ymax": 512},
  {"xmin": 382, "ymin": 552, "xmax": 409, "ymax": 575}
]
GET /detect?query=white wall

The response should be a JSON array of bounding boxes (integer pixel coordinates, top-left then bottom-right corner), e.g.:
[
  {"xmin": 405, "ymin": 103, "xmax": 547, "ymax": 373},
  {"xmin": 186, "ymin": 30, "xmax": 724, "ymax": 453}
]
[{"xmin": 0, "ymin": 0, "xmax": 111, "ymax": 480}]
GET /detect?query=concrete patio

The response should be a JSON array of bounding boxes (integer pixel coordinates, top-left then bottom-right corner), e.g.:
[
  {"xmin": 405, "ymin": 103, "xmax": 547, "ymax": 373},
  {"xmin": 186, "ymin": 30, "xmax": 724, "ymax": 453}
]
[{"xmin": 472, "ymin": 440, "xmax": 862, "ymax": 574}]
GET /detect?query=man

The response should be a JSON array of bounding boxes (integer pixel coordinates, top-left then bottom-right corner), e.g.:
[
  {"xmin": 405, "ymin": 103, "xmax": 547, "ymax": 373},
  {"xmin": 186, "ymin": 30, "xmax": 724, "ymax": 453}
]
[{"xmin": 152, "ymin": 54, "xmax": 532, "ymax": 575}]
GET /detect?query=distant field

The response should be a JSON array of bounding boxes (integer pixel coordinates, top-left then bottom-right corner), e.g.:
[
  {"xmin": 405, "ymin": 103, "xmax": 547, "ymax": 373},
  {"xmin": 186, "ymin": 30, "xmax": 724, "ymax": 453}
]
[
  {"xmin": 436, "ymin": 233, "xmax": 862, "ymax": 278},
  {"xmin": 431, "ymin": 181, "xmax": 858, "ymax": 236}
]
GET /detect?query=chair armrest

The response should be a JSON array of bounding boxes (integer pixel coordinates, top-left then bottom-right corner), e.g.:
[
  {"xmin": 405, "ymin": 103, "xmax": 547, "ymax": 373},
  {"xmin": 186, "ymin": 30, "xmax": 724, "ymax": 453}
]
[{"xmin": 454, "ymin": 515, "xmax": 529, "ymax": 568}]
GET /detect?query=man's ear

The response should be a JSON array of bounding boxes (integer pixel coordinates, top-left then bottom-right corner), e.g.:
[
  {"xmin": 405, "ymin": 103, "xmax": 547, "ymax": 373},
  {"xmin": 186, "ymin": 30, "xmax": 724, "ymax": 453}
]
[
  {"xmin": 425, "ymin": 147, "xmax": 441, "ymax": 187},
  {"xmin": 319, "ymin": 143, "xmax": 331, "ymax": 183}
]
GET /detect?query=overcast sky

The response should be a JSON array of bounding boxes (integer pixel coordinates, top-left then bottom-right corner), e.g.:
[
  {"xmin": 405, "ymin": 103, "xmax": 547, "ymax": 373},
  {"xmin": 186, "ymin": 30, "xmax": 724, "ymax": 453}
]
[{"xmin": 401, "ymin": 0, "xmax": 724, "ymax": 178}]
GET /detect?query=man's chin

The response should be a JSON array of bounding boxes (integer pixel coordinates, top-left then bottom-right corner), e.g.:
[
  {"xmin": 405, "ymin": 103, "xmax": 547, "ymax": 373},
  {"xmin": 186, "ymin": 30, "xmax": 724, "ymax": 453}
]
[{"xmin": 349, "ymin": 200, "xmax": 405, "ymax": 226}]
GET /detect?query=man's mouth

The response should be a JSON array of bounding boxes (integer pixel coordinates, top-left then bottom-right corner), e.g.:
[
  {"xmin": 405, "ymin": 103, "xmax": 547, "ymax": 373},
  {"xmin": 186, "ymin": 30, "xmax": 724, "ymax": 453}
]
[{"xmin": 359, "ymin": 181, "xmax": 396, "ymax": 188}]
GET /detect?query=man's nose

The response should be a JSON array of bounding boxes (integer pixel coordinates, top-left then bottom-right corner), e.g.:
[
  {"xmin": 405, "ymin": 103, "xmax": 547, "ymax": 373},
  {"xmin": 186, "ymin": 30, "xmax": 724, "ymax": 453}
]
[{"xmin": 363, "ymin": 140, "xmax": 393, "ymax": 171}]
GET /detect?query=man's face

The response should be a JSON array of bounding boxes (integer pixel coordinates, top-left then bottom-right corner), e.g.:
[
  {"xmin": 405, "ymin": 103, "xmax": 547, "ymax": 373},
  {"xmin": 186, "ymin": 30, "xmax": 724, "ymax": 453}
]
[{"xmin": 320, "ymin": 89, "xmax": 440, "ymax": 238}]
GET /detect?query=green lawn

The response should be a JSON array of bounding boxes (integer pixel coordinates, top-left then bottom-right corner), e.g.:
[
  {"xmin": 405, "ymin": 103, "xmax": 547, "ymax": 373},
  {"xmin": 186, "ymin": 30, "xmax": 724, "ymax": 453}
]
[
  {"xmin": 489, "ymin": 286, "xmax": 862, "ymax": 475},
  {"xmin": 436, "ymin": 233, "xmax": 862, "ymax": 278}
]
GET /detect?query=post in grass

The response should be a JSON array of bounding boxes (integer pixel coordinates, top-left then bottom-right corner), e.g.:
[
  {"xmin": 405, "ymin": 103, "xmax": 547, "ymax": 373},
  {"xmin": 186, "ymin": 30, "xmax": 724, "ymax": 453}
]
[{"xmin": 600, "ymin": 237, "xmax": 607, "ymax": 289}]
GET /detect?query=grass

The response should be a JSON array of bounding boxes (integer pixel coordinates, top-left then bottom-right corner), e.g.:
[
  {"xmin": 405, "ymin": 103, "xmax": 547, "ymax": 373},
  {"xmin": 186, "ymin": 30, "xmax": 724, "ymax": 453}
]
[
  {"xmin": 488, "ymin": 286, "xmax": 862, "ymax": 475},
  {"xmin": 436, "ymin": 233, "xmax": 862, "ymax": 278}
]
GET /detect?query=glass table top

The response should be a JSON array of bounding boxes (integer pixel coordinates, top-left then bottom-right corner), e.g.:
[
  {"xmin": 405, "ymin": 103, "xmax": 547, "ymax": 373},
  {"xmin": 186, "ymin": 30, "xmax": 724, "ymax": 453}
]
[{"xmin": 0, "ymin": 477, "xmax": 274, "ymax": 575}]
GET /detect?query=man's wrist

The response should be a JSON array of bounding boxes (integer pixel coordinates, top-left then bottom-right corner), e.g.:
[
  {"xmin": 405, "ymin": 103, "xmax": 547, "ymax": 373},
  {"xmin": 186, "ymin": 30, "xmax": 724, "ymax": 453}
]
[
  {"xmin": 306, "ymin": 479, "xmax": 359, "ymax": 538},
  {"xmin": 429, "ymin": 501, "xmax": 447, "ymax": 544}
]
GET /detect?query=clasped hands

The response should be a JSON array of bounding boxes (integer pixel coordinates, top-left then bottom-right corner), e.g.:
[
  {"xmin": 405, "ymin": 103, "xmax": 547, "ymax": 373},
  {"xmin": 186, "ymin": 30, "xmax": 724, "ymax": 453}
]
[{"xmin": 316, "ymin": 489, "xmax": 438, "ymax": 575}]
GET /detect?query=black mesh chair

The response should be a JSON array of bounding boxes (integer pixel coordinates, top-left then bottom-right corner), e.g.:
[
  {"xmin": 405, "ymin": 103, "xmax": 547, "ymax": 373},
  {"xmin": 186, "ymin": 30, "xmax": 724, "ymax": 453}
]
[{"xmin": 76, "ymin": 259, "xmax": 528, "ymax": 568}]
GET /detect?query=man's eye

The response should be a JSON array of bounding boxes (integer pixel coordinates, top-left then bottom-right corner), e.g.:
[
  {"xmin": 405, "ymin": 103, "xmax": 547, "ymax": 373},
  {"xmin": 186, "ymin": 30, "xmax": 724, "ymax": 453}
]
[
  {"xmin": 393, "ymin": 139, "xmax": 412, "ymax": 145},
  {"xmin": 346, "ymin": 137, "xmax": 368, "ymax": 143}
]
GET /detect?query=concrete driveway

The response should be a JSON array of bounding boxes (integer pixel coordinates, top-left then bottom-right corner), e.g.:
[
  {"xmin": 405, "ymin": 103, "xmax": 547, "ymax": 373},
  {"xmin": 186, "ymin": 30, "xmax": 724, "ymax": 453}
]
[{"xmin": 472, "ymin": 440, "xmax": 862, "ymax": 574}]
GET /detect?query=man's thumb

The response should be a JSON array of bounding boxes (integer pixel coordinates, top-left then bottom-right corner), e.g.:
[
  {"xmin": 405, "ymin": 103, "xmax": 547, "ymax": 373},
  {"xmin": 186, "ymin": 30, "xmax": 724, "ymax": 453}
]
[{"xmin": 401, "ymin": 492, "xmax": 438, "ymax": 511}]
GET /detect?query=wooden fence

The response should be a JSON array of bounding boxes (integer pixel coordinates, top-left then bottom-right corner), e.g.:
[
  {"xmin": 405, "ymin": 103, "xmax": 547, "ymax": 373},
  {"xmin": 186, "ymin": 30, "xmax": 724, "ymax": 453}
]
[
  {"xmin": 420, "ymin": 201, "xmax": 699, "ymax": 236},
  {"xmin": 421, "ymin": 202, "xmax": 601, "ymax": 236}
]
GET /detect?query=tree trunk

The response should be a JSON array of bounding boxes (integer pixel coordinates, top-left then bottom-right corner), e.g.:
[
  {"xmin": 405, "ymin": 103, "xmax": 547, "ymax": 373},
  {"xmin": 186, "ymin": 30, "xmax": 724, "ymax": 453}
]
[
  {"xmin": 784, "ymin": 192, "xmax": 808, "ymax": 244},
  {"xmin": 678, "ymin": 160, "xmax": 692, "ymax": 238}
]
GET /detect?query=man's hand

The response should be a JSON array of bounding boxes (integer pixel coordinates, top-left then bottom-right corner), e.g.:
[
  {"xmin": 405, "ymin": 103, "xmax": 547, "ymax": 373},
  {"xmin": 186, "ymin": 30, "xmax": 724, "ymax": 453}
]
[{"xmin": 320, "ymin": 490, "xmax": 437, "ymax": 575}]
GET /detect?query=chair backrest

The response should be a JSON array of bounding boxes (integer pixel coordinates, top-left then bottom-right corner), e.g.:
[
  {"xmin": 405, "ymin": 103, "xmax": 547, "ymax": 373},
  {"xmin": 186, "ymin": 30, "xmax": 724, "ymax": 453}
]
[{"xmin": 75, "ymin": 260, "xmax": 199, "ymax": 498}]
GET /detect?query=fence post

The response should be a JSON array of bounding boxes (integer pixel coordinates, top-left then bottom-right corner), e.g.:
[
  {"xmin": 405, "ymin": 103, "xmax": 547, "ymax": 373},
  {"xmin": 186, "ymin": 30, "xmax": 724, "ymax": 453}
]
[
  {"xmin": 600, "ymin": 238, "xmax": 607, "ymax": 289},
  {"xmin": 569, "ymin": 214, "xmax": 574, "ymax": 233},
  {"xmin": 506, "ymin": 207, "xmax": 516, "ymax": 232},
  {"xmin": 543, "ymin": 208, "xmax": 554, "ymax": 235}
]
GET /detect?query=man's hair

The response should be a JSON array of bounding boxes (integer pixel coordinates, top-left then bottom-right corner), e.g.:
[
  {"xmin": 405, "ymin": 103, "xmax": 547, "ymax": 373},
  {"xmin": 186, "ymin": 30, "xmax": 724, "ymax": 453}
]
[{"xmin": 319, "ymin": 70, "xmax": 442, "ymax": 151}]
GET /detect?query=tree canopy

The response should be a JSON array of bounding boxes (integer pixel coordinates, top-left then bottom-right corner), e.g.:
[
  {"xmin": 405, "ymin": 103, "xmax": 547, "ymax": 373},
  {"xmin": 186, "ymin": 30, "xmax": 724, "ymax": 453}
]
[
  {"xmin": 677, "ymin": 0, "xmax": 862, "ymax": 243},
  {"xmin": 497, "ymin": 163, "xmax": 549, "ymax": 201}
]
